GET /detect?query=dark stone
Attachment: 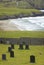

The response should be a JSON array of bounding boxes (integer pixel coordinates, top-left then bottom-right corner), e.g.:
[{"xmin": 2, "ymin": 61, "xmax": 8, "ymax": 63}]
[
  {"xmin": 19, "ymin": 44, "xmax": 23, "ymax": 49},
  {"xmin": 10, "ymin": 51, "xmax": 14, "ymax": 57},
  {"xmin": 2, "ymin": 54, "xmax": 6, "ymax": 60},
  {"xmin": 0, "ymin": 40, "xmax": 3, "ymax": 43},
  {"xmin": 11, "ymin": 44, "xmax": 14, "ymax": 49},
  {"xmin": 8, "ymin": 47, "xmax": 12, "ymax": 52},
  {"xmin": 30, "ymin": 55, "xmax": 35, "ymax": 63},
  {"xmin": 25, "ymin": 44, "xmax": 29, "ymax": 49}
]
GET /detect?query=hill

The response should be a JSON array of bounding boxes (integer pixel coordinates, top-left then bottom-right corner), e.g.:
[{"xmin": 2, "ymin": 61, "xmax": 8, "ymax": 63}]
[{"xmin": 0, "ymin": 0, "xmax": 44, "ymax": 9}]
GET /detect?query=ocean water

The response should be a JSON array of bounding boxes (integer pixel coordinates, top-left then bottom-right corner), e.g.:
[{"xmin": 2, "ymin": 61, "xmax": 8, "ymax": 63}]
[{"xmin": 9, "ymin": 16, "xmax": 44, "ymax": 31}]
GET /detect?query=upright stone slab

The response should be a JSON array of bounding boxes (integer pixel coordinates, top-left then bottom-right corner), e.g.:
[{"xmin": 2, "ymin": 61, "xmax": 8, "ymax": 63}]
[
  {"xmin": 8, "ymin": 47, "xmax": 12, "ymax": 52},
  {"xmin": 25, "ymin": 44, "xmax": 29, "ymax": 49},
  {"xmin": 11, "ymin": 44, "xmax": 14, "ymax": 49},
  {"xmin": 19, "ymin": 43, "xmax": 23, "ymax": 49},
  {"xmin": 10, "ymin": 51, "xmax": 14, "ymax": 58},
  {"xmin": 1, "ymin": 40, "xmax": 3, "ymax": 43},
  {"xmin": 30, "ymin": 55, "xmax": 35, "ymax": 63},
  {"xmin": 2, "ymin": 54, "xmax": 6, "ymax": 60}
]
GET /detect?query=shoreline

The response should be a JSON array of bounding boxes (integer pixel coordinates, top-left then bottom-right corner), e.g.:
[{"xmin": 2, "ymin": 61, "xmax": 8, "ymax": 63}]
[
  {"xmin": 0, "ymin": 16, "xmax": 44, "ymax": 31},
  {"xmin": 0, "ymin": 12, "xmax": 44, "ymax": 20},
  {"xmin": 0, "ymin": 20, "xmax": 20, "ymax": 31}
]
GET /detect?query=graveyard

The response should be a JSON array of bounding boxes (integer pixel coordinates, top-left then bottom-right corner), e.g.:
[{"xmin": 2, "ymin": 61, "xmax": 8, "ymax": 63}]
[
  {"xmin": 0, "ymin": 31, "xmax": 44, "ymax": 65},
  {"xmin": 0, "ymin": 44, "xmax": 44, "ymax": 65},
  {"xmin": 0, "ymin": 0, "xmax": 44, "ymax": 65}
]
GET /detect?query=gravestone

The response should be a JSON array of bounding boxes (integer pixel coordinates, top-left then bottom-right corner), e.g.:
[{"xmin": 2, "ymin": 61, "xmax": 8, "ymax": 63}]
[
  {"xmin": 0, "ymin": 40, "xmax": 3, "ymax": 43},
  {"xmin": 25, "ymin": 44, "xmax": 29, "ymax": 49},
  {"xmin": 30, "ymin": 55, "xmax": 35, "ymax": 63},
  {"xmin": 8, "ymin": 47, "xmax": 12, "ymax": 52},
  {"xmin": 11, "ymin": 44, "xmax": 14, "ymax": 49},
  {"xmin": 10, "ymin": 51, "xmax": 14, "ymax": 57},
  {"xmin": 19, "ymin": 43, "xmax": 23, "ymax": 49},
  {"xmin": 2, "ymin": 54, "xmax": 6, "ymax": 60}
]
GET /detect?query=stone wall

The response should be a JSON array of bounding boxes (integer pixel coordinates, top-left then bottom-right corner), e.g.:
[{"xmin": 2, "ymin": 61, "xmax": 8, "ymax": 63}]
[{"xmin": 0, "ymin": 37, "xmax": 44, "ymax": 45}]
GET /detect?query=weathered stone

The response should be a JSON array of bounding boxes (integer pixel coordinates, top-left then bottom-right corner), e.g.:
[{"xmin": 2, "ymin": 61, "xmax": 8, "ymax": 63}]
[
  {"xmin": 8, "ymin": 47, "xmax": 12, "ymax": 52},
  {"xmin": 10, "ymin": 51, "xmax": 14, "ymax": 57},
  {"xmin": 30, "ymin": 55, "xmax": 35, "ymax": 63},
  {"xmin": 2, "ymin": 54, "xmax": 6, "ymax": 60},
  {"xmin": 11, "ymin": 44, "xmax": 14, "ymax": 49},
  {"xmin": 19, "ymin": 44, "xmax": 23, "ymax": 49},
  {"xmin": 25, "ymin": 44, "xmax": 29, "ymax": 49}
]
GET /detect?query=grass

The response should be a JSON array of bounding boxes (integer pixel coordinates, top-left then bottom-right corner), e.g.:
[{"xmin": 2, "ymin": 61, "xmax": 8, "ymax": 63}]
[
  {"xmin": 0, "ymin": 7, "xmax": 41, "ymax": 16},
  {"xmin": 0, "ymin": 44, "xmax": 44, "ymax": 65},
  {"xmin": 0, "ymin": 31, "xmax": 44, "ymax": 38}
]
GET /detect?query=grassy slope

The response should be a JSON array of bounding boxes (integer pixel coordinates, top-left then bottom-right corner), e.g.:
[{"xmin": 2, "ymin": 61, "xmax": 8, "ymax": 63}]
[
  {"xmin": 0, "ymin": 7, "xmax": 40, "ymax": 16},
  {"xmin": 0, "ymin": 31, "xmax": 44, "ymax": 38},
  {"xmin": 0, "ymin": 44, "xmax": 44, "ymax": 65},
  {"xmin": 0, "ymin": 2, "xmax": 41, "ymax": 16}
]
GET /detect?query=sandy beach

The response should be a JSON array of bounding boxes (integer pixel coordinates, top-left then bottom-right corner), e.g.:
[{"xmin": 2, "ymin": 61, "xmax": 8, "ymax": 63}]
[{"xmin": 0, "ymin": 20, "xmax": 19, "ymax": 31}]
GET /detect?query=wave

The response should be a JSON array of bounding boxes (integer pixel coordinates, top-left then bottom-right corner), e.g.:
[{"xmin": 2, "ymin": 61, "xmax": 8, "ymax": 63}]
[{"xmin": 9, "ymin": 16, "xmax": 44, "ymax": 31}]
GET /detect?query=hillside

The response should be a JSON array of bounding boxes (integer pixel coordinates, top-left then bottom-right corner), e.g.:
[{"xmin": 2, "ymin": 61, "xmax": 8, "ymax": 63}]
[
  {"xmin": 0, "ymin": 0, "xmax": 44, "ymax": 9},
  {"xmin": 0, "ymin": 0, "xmax": 44, "ymax": 19}
]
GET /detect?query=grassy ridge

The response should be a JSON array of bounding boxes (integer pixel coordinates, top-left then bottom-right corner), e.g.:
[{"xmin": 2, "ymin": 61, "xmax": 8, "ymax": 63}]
[
  {"xmin": 0, "ymin": 7, "xmax": 41, "ymax": 16},
  {"xmin": 0, "ymin": 44, "xmax": 44, "ymax": 65},
  {"xmin": 0, "ymin": 31, "xmax": 44, "ymax": 38}
]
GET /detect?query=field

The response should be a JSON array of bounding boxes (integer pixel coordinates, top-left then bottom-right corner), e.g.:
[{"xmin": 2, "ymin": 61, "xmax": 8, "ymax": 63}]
[
  {"xmin": 0, "ymin": 44, "xmax": 44, "ymax": 65},
  {"xmin": 0, "ymin": 31, "xmax": 44, "ymax": 38}
]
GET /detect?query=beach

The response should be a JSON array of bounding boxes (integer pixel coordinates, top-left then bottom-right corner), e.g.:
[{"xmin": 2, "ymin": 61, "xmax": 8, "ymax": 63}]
[{"xmin": 0, "ymin": 20, "xmax": 19, "ymax": 31}]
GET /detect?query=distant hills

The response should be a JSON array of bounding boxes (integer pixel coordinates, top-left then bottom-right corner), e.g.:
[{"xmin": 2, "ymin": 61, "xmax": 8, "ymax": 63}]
[{"xmin": 0, "ymin": 0, "xmax": 44, "ymax": 9}]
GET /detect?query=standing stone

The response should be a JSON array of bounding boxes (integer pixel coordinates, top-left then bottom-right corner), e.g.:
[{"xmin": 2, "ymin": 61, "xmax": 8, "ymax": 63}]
[
  {"xmin": 19, "ymin": 43, "xmax": 23, "ymax": 49},
  {"xmin": 2, "ymin": 54, "xmax": 6, "ymax": 60},
  {"xmin": 30, "ymin": 55, "xmax": 35, "ymax": 63},
  {"xmin": 11, "ymin": 44, "xmax": 14, "ymax": 49},
  {"xmin": 10, "ymin": 51, "xmax": 14, "ymax": 57},
  {"xmin": 8, "ymin": 47, "xmax": 12, "ymax": 52},
  {"xmin": 25, "ymin": 44, "xmax": 29, "ymax": 49},
  {"xmin": 1, "ymin": 40, "xmax": 3, "ymax": 43}
]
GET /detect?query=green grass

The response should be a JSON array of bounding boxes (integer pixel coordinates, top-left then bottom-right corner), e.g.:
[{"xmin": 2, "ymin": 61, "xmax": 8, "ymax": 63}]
[
  {"xmin": 0, "ymin": 31, "xmax": 44, "ymax": 38},
  {"xmin": 0, "ymin": 7, "xmax": 41, "ymax": 16},
  {"xmin": 0, "ymin": 44, "xmax": 44, "ymax": 65}
]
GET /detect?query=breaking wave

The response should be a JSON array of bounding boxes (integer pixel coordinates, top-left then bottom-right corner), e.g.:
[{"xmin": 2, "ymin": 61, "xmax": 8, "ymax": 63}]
[{"xmin": 9, "ymin": 16, "xmax": 44, "ymax": 31}]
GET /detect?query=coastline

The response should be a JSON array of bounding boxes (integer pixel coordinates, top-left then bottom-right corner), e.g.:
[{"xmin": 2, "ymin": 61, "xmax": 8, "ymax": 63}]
[
  {"xmin": 0, "ymin": 20, "xmax": 20, "ymax": 31},
  {"xmin": 0, "ymin": 16, "xmax": 44, "ymax": 31},
  {"xmin": 0, "ymin": 12, "xmax": 44, "ymax": 20}
]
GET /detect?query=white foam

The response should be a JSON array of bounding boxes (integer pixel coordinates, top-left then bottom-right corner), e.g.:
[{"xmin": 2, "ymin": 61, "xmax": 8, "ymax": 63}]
[{"xmin": 9, "ymin": 16, "xmax": 44, "ymax": 31}]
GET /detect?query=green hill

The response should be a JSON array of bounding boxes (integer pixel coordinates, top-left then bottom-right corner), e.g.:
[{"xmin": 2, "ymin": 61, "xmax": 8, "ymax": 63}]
[{"xmin": 0, "ymin": 0, "xmax": 44, "ymax": 9}]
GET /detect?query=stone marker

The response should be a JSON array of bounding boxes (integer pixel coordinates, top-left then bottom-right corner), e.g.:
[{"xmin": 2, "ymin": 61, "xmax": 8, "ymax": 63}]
[
  {"xmin": 10, "ymin": 51, "xmax": 14, "ymax": 57},
  {"xmin": 11, "ymin": 44, "xmax": 14, "ymax": 49},
  {"xmin": 1, "ymin": 40, "xmax": 3, "ymax": 43},
  {"xmin": 19, "ymin": 43, "xmax": 23, "ymax": 49},
  {"xmin": 2, "ymin": 54, "xmax": 6, "ymax": 60},
  {"xmin": 25, "ymin": 44, "xmax": 29, "ymax": 49},
  {"xmin": 8, "ymin": 47, "xmax": 12, "ymax": 52},
  {"xmin": 30, "ymin": 55, "xmax": 35, "ymax": 63}
]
